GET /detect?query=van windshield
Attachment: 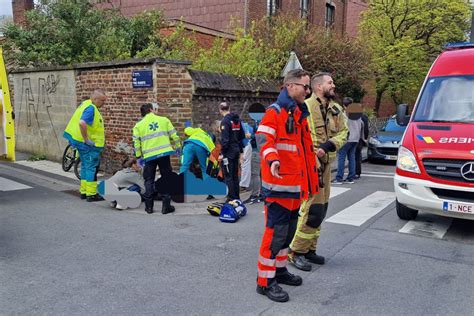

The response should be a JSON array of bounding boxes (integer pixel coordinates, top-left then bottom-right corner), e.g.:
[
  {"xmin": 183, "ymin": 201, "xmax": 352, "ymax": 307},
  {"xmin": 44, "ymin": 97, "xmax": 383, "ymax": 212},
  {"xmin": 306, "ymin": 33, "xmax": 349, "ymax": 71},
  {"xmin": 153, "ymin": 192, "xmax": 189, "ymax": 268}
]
[{"xmin": 413, "ymin": 75, "xmax": 474, "ymax": 123}]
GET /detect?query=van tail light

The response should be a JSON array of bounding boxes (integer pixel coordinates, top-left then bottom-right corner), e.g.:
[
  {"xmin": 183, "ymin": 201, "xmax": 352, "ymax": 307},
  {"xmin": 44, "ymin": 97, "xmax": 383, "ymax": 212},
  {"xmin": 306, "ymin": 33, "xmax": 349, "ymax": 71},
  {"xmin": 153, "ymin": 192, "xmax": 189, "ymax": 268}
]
[{"xmin": 397, "ymin": 146, "xmax": 421, "ymax": 174}]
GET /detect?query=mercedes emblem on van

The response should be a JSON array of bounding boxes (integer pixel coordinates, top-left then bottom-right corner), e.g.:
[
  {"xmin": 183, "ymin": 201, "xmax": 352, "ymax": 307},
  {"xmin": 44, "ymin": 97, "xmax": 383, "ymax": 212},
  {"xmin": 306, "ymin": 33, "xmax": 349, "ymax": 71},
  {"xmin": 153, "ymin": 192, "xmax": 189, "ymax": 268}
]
[{"xmin": 460, "ymin": 162, "xmax": 474, "ymax": 181}]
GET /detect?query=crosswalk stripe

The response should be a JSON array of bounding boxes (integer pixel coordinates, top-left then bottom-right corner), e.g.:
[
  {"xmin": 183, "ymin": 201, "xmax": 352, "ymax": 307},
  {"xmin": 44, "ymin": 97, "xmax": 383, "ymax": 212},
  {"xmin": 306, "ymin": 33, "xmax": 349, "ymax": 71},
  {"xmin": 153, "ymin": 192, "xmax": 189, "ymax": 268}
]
[
  {"xmin": 359, "ymin": 174, "xmax": 393, "ymax": 179},
  {"xmin": 0, "ymin": 176, "xmax": 32, "ymax": 191},
  {"xmin": 329, "ymin": 186, "xmax": 350, "ymax": 198},
  {"xmin": 325, "ymin": 191, "xmax": 395, "ymax": 226},
  {"xmin": 399, "ymin": 217, "xmax": 452, "ymax": 239}
]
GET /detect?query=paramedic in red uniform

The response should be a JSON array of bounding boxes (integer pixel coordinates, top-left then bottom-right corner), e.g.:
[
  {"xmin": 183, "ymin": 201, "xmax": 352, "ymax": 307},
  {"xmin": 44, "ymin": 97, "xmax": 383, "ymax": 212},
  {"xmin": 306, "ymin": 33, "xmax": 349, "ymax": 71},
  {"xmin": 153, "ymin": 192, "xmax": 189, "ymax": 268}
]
[{"xmin": 255, "ymin": 69, "xmax": 319, "ymax": 302}]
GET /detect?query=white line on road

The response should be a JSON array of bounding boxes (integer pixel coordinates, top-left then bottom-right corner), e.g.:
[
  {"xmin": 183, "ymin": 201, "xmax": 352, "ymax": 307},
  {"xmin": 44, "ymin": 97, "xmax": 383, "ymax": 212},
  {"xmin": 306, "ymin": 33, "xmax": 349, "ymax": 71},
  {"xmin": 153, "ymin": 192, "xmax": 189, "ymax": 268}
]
[
  {"xmin": 0, "ymin": 176, "xmax": 32, "ymax": 191},
  {"xmin": 325, "ymin": 191, "xmax": 395, "ymax": 226},
  {"xmin": 363, "ymin": 171, "xmax": 395, "ymax": 175},
  {"xmin": 399, "ymin": 217, "xmax": 452, "ymax": 239},
  {"xmin": 329, "ymin": 186, "xmax": 350, "ymax": 198},
  {"xmin": 358, "ymin": 174, "xmax": 394, "ymax": 179}
]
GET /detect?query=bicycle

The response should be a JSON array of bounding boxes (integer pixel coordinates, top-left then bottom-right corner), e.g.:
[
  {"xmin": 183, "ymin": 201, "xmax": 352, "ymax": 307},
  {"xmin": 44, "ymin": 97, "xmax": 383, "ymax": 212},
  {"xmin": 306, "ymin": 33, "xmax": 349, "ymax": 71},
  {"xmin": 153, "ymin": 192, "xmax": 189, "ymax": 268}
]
[{"xmin": 62, "ymin": 144, "xmax": 81, "ymax": 180}]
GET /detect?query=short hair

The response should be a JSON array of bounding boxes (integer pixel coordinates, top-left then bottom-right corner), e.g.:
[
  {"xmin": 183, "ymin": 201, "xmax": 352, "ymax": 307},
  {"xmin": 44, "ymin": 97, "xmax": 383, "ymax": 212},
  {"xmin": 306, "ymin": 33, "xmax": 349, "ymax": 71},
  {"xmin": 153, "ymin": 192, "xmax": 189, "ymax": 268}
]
[
  {"xmin": 311, "ymin": 72, "xmax": 332, "ymax": 87},
  {"xmin": 283, "ymin": 69, "xmax": 311, "ymax": 85},
  {"xmin": 140, "ymin": 103, "xmax": 153, "ymax": 117},
  {"xmin": 122, "ymin": 157, "xmax": 137, "ymax": 168},
  {"xmin": 343, "ymin": 97, "xmax": 353, "ymax": 107},
  {"xmin": 90, "ymin": 89, "xmax": 106, "ymax": 100},
  {"xmin": 219, "ymin": 102, "xmax": 230, "ymax": 112}
]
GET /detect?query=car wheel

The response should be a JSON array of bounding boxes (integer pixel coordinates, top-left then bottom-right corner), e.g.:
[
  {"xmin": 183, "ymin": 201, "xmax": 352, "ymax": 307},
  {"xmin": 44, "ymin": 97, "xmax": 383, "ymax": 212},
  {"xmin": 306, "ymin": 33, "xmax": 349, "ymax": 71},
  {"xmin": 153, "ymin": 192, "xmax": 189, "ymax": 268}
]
[{"xmin": 396, "ymin": 199, "xmax": 418, "ymax": 220}]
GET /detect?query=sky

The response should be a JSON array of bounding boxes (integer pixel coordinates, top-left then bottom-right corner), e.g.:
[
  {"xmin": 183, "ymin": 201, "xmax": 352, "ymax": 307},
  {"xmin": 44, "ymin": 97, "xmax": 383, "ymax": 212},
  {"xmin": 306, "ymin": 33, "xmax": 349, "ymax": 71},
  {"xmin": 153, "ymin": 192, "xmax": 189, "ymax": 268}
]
[{"xmin": 0, "ymin": 0, "xmax": 12, "ymax": 16}]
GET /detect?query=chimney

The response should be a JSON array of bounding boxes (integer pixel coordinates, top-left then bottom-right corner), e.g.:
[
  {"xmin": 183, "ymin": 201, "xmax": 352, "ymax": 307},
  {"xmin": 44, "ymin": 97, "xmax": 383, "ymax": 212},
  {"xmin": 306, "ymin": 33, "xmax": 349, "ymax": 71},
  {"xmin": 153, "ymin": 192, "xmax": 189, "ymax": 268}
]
[{"xmin": 12, "ymin": 0, "xmax": 34, "ymax": 26}]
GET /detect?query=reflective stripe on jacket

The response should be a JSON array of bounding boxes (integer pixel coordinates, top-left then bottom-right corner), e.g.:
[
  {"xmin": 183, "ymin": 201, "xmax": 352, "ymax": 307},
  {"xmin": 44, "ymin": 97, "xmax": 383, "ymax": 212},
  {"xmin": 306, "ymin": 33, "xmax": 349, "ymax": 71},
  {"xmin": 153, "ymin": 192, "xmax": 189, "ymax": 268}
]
[
  {"xmin": 256, "ymin": 103, "xmax": 318, "ymax": 200},
  {"xmin": 305, "ymin": 93, "xmax": 348, "ymax": 162},
  {"xmin": 133, "ymin": 113, "xmax": 181, "ymax": 161},
  {"xmin": 63, "ymin": 99, "xmax": 105, "ymax": 148}
]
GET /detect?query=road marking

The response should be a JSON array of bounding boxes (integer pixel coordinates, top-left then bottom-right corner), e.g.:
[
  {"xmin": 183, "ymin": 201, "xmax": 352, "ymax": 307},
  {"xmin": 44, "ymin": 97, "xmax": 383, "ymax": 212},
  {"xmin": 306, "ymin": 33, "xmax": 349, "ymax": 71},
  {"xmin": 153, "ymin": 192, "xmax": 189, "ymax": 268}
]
[
  {"xmin": 363, "ymin": 171, "xmax": 395, "ymax": 175},
  {"xmin": 0, "ymin": 176, "xmax": 32, "ymax": 191},
  {"xmin": 399, "ymin": 217, "xmax": 452, "ymax": 239},
  {"xmin": 358, "ymin": 174, "xmax": 393, "ymax": 179},
  {"xmin": 329, "ymin": 186, "xmax": 350, "ymax": 198},
  {"xmin": 325, "ymin": 191, "xmax": 395, "ymax": 226}
]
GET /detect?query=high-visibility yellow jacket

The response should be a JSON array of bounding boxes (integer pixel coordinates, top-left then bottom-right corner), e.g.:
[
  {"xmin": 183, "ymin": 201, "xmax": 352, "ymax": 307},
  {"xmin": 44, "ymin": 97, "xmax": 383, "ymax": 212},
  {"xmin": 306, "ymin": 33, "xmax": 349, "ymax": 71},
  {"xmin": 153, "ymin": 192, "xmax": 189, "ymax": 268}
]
[
  {"xmin": 184, "ymin": 127, "xmax": 215, "ymax": 154},
  {"xmin": 133, "ymin": 113, "xmax": 181, "ymax": 161},
  {"xmin": 305, "ymin": 93, "xmax": 348, "ymax": 163},
  {"xmin": 63, "ymin": 99, "xmax": 105, "ymax": 148}
]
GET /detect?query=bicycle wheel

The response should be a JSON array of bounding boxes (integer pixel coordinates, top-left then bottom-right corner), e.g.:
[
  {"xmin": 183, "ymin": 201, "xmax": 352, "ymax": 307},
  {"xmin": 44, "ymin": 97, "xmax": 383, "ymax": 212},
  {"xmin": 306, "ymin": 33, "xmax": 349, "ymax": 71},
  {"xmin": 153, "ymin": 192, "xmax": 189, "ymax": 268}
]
[
  {"xmin": 74, "ymin": 157, "xmax": 81, "ymax": 180},
  {"xmin": 62, "ymin": 144, "xmax": 77, "ymax": 172}
]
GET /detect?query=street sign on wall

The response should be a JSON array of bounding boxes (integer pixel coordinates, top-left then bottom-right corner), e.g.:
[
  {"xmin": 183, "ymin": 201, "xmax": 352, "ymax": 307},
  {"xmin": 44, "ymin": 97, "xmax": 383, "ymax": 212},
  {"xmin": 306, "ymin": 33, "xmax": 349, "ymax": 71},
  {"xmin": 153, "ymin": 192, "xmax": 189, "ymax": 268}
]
[{"xmin": 132, "ymin": 70, "xmax": 153, "ymax": 88}]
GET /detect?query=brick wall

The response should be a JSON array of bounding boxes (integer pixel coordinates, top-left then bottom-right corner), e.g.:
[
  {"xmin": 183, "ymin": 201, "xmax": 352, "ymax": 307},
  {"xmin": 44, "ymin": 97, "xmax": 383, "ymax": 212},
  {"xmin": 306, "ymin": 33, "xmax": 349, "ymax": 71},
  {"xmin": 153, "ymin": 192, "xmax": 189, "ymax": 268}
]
[
  {"xmin": 12, "ymin": 0, "xmax": 34, "ymax": 26},
  {"xmin": 102, "ymin": 0, "xmax": 246, "ymax": 33},
  {"xmin": 189, "ymin": 70, "xmax": 279, "ymax": 128},
  {"xmin": 74, "ymin": 59, "xmax": 193, "ymax": 173},
  {"xmin": 345, "ymin": 0, "xmax": 368, "ymax": 37}
]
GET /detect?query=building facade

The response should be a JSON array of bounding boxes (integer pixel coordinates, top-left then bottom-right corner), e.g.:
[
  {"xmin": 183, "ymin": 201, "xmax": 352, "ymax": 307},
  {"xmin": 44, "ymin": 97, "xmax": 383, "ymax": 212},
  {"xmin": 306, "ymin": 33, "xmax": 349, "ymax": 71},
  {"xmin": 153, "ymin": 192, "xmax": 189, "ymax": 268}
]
[{"xmin": 13, "ymin": 0, "xmax": 368, "ymax": 37}]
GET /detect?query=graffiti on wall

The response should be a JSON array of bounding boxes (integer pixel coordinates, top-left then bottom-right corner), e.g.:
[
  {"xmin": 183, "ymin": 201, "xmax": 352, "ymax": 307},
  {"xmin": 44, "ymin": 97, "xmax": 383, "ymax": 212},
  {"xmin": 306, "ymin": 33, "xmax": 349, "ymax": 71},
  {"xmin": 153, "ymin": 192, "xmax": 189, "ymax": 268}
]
[{"xmin": 17, "ymin": 74, "xmax": 62, "ymax": 152}]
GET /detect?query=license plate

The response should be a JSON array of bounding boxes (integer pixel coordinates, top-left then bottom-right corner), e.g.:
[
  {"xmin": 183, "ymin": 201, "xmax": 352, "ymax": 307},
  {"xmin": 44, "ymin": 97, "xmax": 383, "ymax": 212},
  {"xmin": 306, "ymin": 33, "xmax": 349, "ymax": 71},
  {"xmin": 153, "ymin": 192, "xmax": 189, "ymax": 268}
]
[
  {"xmin": 443, "ymin": 201, "xmax": 474, "ymax": 214},
  {"xmin": 385, "ymin": 155, "xmax": 398, "ymax": 160}
]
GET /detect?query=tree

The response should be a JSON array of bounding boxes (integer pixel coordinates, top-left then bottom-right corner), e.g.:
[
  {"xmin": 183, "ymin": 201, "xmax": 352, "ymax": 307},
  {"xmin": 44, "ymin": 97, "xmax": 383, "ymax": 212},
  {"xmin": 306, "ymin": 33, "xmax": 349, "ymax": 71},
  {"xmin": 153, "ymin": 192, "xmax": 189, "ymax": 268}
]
[
  {"xmin": 360, "ymin": 0, "xmax": 471, "ymax": 115},
  {"xmin": 1, "ymin": 0, "xmax": 163, "ymax": 67}
]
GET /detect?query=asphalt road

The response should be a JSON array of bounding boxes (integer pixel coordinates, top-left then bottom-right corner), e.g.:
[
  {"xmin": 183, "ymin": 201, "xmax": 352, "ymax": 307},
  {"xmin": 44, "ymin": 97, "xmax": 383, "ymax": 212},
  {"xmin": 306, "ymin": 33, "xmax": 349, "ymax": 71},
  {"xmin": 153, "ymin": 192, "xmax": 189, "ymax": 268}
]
[{"xmin": 1, "ymin": 161, "xmax": 473, "ymax": 315}]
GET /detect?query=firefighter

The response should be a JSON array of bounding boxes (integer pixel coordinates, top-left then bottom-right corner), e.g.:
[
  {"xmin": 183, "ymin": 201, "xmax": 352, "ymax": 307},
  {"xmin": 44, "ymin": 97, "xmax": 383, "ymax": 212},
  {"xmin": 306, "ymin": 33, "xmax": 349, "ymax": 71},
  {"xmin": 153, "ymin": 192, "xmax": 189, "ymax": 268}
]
[
  {"xmin": 288, "ymin": 72, "xmax": 348, "ymax": 271},
  {"xmin": 256, "ymin": 69, "xmax": 319, "ymax": 303},
  {"xmin": 63, "ymin": 89, "xmax": 107, "ymax": 202},
  {"xmin": 133, "ymin": 103, "xmax": 181, "ymax": 214}
]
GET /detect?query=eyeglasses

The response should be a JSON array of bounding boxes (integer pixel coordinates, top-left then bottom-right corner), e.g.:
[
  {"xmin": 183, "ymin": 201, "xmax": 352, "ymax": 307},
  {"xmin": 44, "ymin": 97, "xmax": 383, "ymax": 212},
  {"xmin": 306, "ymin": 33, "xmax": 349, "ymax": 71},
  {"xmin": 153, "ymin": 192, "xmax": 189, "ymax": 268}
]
[{"xmin": 290, "ymin": 82, "xmax": 311, "ymax": 91}]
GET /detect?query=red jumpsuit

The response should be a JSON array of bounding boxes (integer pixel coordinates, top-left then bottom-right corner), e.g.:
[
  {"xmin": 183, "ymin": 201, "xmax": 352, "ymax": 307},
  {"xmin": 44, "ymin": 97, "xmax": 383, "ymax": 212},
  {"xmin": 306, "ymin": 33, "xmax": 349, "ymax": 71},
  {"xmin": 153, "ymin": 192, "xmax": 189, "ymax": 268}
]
[{"xmin": 256, "ymin": 101, "xmax": 318, "ymax": 287}]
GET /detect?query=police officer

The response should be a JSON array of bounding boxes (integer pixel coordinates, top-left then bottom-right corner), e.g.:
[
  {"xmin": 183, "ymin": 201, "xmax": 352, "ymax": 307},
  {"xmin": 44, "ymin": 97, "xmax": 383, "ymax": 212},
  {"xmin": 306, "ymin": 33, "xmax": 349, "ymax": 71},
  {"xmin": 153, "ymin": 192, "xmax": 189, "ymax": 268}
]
[
  {"xmin": 63, "ymin": 89, "xmax": 107, "ymax": 202},
  {"xmin": 218, "ymin": 102, "xmax": 245, "ymax": 201},
  {"xmin": 256, "ymin": 69, "xmax": 319, "ymax": 303},
  {"xmin": 289, "ymin": 72, "xmax": 348, "ymax": 271},
  {"xmin": 133, "ymin": 103, "xmax": 181, "ymax": 214}
]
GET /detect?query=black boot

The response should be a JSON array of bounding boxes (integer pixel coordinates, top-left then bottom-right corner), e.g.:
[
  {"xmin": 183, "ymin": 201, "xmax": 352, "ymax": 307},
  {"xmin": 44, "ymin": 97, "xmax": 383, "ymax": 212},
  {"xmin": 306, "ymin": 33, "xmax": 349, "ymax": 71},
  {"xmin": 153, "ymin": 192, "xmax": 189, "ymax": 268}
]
[
  {"xmin": 86, "ymin": 194, "xmax": 105, "ymax": 202},
  {"xmin": 162, "ymin": 196, "xmax": 175, "ymax": 214},
  {"xmin": 289, "ymin": 253, "xmax": 312, "ymax": 271},
  {"xmin": 256, "ymin": 279, "xmax": 289, "ymax": 303},
  {"xmin": 305, "ymin": 250, "xmax": 325, "ymax": 265},
  {"xmin": 80, "ymin": 194, "xmax": 87, "ymax": 200},
  {"xmin": 275, "ymin": 268, "xmax": 302, "ymax": 286}
]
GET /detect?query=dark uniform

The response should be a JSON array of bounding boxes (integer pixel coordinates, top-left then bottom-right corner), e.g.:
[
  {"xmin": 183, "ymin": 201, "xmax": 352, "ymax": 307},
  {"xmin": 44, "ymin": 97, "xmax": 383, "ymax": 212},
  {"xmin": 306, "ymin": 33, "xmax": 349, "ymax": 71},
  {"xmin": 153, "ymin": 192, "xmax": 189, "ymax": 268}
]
[{"xmin": 220, "ymin": 112, "xmax": 245, "ymax": 200}]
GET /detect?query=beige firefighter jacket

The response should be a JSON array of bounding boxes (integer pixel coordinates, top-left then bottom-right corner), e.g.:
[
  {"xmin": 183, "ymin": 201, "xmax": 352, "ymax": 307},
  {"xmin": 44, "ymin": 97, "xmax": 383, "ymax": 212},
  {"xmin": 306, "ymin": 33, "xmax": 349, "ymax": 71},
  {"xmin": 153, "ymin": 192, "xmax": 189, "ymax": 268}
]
[{"xmin": 305, "ymin": 93, "xmax": 348, "ymax": 165}]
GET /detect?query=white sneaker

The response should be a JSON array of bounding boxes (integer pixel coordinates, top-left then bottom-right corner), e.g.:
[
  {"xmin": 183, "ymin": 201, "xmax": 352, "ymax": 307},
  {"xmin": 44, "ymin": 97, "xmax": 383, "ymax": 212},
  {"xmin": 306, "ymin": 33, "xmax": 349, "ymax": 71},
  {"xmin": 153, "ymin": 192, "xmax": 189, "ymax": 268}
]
[{"xmin": 116, "ymin": 203, "xmax": 127, "ymax": 210}]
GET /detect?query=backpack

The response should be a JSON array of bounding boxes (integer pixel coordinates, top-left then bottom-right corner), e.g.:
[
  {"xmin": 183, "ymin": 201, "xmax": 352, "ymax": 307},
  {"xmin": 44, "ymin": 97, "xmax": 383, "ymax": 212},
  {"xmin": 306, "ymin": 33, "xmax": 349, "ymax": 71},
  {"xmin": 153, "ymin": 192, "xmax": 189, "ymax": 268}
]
[{"xmin": 219, "ymin": 199, "xmax": 247, "ymax": 223}]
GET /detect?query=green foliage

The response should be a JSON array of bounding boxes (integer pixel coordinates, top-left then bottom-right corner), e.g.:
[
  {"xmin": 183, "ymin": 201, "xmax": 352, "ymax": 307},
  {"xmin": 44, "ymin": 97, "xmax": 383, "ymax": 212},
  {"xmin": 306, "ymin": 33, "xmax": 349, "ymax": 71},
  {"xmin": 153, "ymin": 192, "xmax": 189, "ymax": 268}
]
[
  {"xmin": 27, "ymin": 153, "xmax": 47, "ymax": 161},
  {"xmin": 1, "ymin": 1, "xmax": 163, "ymax": 67},
  {"xmin": 360, "ymin": 0, "xmax": 471, "ymax": 114}
]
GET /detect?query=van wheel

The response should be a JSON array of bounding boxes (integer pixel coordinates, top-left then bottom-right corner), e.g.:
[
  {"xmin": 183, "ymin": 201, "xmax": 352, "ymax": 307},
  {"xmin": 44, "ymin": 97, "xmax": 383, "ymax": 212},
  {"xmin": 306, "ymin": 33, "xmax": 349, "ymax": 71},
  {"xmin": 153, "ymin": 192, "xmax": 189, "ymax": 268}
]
[{"xmin": 396, "ymin": 200, "xmax": 418, "ymax": 220}]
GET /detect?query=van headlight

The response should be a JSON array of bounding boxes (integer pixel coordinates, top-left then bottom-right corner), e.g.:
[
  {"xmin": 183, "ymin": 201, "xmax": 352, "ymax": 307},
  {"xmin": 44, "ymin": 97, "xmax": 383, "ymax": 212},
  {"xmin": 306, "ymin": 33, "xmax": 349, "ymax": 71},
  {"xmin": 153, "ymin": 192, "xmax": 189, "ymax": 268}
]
[
  {"xmin": 397, "ymin": 146, "xmax": 420, "ymax": 174},
  {"xmin": 369, "ymin": 137, "xmax": 381, "ymax": 145}
]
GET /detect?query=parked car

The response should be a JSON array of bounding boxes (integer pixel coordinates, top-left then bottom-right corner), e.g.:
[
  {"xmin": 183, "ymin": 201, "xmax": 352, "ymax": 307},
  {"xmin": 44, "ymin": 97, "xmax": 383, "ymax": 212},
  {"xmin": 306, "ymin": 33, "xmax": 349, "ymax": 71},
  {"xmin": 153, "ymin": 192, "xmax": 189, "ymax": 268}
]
[{"xmin": 367, "ymin": 116, "xmax": 407, "ymax": 162}]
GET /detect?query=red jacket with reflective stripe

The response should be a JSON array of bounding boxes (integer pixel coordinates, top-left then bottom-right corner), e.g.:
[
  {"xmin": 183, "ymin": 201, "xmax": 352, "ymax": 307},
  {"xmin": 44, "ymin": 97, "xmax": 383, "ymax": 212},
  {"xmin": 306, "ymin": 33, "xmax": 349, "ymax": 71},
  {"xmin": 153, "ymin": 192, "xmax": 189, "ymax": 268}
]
[{"xmin": 257, "ymin": 103, "xmax": 319, "ymax": 200}]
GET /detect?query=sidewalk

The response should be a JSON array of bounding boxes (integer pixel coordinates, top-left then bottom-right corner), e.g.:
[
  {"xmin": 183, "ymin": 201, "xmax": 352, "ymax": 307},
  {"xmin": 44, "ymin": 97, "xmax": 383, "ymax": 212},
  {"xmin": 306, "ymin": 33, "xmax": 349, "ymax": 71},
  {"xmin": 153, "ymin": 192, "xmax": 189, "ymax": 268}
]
[
  {"xmin": 3, "ymin": 147, "xmax": 367, "ymax": 211},
  {"xmin": 2, "ymin": 151, "xmax": 249, "ymax": 213}
]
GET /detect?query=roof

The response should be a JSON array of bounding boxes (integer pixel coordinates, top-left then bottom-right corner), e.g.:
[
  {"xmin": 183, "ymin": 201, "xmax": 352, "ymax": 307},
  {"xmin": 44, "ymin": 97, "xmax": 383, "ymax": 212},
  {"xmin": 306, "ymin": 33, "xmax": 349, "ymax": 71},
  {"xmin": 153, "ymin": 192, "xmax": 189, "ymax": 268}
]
[
  {"xmin": 189, "ymin": 70, "xmax": 280, "ymax": 94},
  {"xmin": 430, "ymin": 48, "xmax": 474, "ymax": 77}
]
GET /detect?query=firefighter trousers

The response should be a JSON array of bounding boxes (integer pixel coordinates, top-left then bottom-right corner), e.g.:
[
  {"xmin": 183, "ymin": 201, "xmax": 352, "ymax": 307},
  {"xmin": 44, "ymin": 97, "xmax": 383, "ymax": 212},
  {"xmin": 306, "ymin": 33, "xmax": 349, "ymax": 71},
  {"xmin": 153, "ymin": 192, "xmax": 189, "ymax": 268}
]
[
  {"xmin": 257, "ymin": 198, "xmax": 300, "ymax": 287},
  {"xmin": 290, "ymin": 162, "xmax": 331, "ymax": 254}
]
